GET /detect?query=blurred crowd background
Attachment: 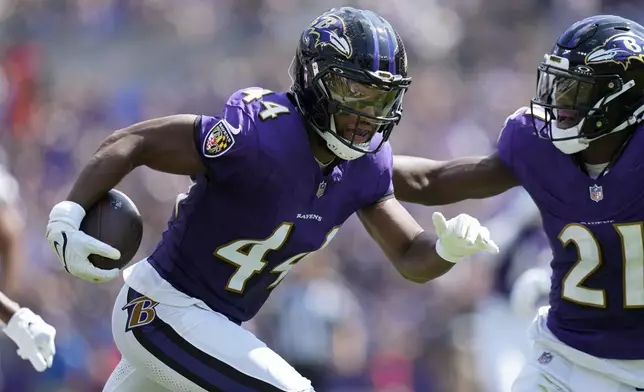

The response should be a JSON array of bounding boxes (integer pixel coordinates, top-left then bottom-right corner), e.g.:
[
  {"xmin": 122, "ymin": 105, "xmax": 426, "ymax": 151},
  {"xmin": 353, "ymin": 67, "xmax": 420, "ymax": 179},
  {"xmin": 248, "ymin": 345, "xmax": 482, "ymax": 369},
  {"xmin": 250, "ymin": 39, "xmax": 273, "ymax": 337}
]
[{"xmin": 0, "ymin": 0, "xmax": 640, "ymax": 391}]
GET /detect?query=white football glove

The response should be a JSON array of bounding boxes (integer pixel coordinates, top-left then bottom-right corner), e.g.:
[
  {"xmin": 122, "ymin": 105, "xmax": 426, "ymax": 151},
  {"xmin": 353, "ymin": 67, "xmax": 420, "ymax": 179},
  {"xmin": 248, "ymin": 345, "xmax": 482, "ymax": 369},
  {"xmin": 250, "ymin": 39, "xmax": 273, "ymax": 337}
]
[
  {"xmin": 3, "ymin": 308, "xmax": 56, "ymax": 372},
  {"xmin": 46, "ymin": 201, "xmax": 121, "ymax": 283},
  {"xmin": 433, "ymin": 212, "xmax": 499, "ymax": 263},
  {"xmin": 510, "ymin": 267, "xmax": 550, "ymax": 318}
]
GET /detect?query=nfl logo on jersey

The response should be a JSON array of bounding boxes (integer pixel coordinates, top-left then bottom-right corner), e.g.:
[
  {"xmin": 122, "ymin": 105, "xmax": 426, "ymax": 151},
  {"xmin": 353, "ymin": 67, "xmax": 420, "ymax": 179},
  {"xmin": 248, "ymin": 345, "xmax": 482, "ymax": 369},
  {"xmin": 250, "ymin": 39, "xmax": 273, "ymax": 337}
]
[
  {"xmin": 316, "ymin": 181, "xmax": 327, "ymax": 198},
  {"xmin": 589, "ymin": 184, "xmax": 603, "ymax": 203}
]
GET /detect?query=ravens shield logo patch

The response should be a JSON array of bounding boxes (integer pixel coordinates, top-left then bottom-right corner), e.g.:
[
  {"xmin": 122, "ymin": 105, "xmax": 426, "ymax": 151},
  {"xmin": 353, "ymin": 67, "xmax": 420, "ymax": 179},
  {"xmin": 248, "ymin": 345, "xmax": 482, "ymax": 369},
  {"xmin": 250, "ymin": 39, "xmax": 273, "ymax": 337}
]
[{"xmin": 203, "ymin": 121, "xmax": 235, "ymax": 158}]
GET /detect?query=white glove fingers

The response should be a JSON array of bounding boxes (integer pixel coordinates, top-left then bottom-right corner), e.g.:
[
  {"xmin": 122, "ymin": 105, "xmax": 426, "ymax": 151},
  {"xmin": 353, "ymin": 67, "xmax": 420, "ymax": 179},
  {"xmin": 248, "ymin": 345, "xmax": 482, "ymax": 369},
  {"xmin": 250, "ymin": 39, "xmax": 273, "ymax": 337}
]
[
  {"xmin": 80, "ymin": 233, "xmax": 121, "ymax": 260},
  {"xmin": 17, "ymin": 347, "xmax": 47, "ymax": 372},
  {"xmin": 29, "ymin": 352, "xmax": 48, "ymax": 372},
  {"xmin": 83, "ymin": 264, "xmax": 121, "ymax": 282},
  {"xmin": 49, "ymin": 339, "xmax": 56, "ymax": 357},
  {"xmin": 486, "ymin": 241, "xmax": 500, "ymax": 254},
  {"xmin": 37, "ymin": 327, "xmax": 56, "ymax": 362},
  {"xmin": 431, "ymin": 212, "xmax": 448, "ymax": 237},
  {"xmin": 475, "ymin": 227, "xmax": 500, "ymax": 253},
  {"xmin": 464, "ymin": 222, "xmax": 480, "ymax": 245},
  {"xmin": 44, "ymin": 348, "xmax": 54, "ymax": 368},
  {"xmin": 479, "ymin": 238, "xmax": 500, "ymax": 254}
]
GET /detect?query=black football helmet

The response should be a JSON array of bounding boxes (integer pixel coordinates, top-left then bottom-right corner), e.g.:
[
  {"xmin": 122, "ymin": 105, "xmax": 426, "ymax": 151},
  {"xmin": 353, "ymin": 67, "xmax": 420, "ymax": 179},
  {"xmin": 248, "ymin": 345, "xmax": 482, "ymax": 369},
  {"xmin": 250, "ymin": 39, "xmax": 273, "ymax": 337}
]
[
  {"xmin": 531, "ymin": 15, "xmax": 644, "ymax": 154},
  {"xmin": 290, "ymin": 7, "xmax": 411, "ymax": 160}
]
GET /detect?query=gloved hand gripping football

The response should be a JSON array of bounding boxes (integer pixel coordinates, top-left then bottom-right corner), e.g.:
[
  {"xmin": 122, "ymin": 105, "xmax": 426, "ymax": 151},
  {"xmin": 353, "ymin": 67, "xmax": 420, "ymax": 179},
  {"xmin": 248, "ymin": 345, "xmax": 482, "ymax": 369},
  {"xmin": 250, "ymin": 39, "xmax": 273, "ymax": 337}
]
[{"xmin": 46, "ymin": 201, "xmax": 121, "ymax": 283}]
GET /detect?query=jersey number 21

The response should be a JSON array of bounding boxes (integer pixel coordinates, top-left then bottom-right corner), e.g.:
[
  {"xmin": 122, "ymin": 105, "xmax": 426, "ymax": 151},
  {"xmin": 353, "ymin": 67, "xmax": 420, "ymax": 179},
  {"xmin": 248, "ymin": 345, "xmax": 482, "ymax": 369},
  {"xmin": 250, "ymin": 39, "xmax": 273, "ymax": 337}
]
[{"xmin": 560, "ymin": 223, "xmax": 644, "ymax": 308}]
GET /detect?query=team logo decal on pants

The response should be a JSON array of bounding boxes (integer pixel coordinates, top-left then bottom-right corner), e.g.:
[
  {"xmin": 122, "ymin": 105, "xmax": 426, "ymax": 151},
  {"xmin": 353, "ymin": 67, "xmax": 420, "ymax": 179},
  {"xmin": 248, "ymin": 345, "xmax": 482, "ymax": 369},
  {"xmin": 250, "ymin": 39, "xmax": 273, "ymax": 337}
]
[{"xmin": 123, "ymin": 294, "xmax": 159, "ymax": 332}]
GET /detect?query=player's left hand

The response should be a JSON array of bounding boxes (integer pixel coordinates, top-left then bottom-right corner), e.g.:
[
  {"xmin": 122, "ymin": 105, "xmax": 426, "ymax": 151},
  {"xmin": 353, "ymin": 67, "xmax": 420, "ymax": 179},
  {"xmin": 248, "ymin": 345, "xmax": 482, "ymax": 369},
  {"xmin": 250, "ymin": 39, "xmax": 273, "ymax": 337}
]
[
  {"xmin": 432, "ymin": 211, "xmax": 499, "ymax": 263},
  {"xmin": 3, "ymin": 308, "xmax": 56, "ymax": 372}
]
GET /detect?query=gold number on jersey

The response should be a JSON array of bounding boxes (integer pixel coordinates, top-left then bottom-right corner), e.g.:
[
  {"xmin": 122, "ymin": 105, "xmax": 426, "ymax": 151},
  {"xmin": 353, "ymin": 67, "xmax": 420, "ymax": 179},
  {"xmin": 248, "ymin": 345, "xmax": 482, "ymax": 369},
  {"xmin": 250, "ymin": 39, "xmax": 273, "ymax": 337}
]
[
  {"xmin": 241, "ymin": 88, "xmax": 290, "ymax": 121},
  {"xmin": 559, "ymin": 223, "xmax": 644, "ymax": 308},
  {"xmin": 215, "ymin": 223, "xmax": 341, "ymax": 293},
  {"xmin": 241, "ymin": 88, "xmax": 273, "ymax": 103},
  {"xmin": 267, "ymin": 227, "xmax": 339, "ymax": 289}
]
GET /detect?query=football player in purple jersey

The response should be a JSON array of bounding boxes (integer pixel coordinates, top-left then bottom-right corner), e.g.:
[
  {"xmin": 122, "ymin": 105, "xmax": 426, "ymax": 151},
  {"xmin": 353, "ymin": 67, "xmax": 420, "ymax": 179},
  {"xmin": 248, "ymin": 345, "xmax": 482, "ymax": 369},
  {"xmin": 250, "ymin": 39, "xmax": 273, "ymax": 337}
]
[
  {"xmin": 394, "ymin": 15, "xmax": 644, "ymax": 392},
  {"xmin": 45, "ymin": 7, "xmax": 498, "ymax": 392}
]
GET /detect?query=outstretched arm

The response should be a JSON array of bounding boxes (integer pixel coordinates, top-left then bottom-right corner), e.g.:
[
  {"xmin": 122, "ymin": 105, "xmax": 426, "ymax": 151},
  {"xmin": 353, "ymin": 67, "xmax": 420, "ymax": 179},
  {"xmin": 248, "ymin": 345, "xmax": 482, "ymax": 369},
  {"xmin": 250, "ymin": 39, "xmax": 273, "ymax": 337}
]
[
  {"xmin": 392, "ymin": 153, "xmax": 520, "ymax": 206},
  {"xmin": 358, "ymin": 197, "xmax": 498, "ymax": 283}
]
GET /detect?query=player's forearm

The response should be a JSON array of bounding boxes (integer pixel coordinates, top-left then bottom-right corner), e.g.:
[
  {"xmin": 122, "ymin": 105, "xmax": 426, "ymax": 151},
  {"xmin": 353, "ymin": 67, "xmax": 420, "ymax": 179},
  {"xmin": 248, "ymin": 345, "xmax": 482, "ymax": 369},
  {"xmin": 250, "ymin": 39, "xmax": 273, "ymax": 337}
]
[
  {"xmin": 0, "ymin": 241, "xmax": 20, "ymax": 295},
  {"xmin": 395, "ymin": 231, "xmax": 455, "ymax": 283},
  {"xmin": 393, "ymin": 155, "xmax": 486, "ymax": 205},
  {"xmin": 393, "ymin": 155, "xmax": 518, "ymax": 205},
  {"xmin": 0, "ymin": 206, "xmax": 22, "ymax": 295},
  {"xmin": 67, "ymin": 130, "xmax": 142, "ymax": 210}
]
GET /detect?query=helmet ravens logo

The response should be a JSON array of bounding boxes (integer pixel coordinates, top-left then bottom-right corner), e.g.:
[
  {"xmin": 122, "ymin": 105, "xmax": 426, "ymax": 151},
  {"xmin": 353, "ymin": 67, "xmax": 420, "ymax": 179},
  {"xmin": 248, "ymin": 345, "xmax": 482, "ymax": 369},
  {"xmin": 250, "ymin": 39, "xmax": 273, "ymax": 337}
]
[
  {"xmin": 307, "ymin": 15, "xmax": 353, "ymax": 59},
  {"xmin": 585, "ymin": 32, "xmax": 644, "ymax": 70}
]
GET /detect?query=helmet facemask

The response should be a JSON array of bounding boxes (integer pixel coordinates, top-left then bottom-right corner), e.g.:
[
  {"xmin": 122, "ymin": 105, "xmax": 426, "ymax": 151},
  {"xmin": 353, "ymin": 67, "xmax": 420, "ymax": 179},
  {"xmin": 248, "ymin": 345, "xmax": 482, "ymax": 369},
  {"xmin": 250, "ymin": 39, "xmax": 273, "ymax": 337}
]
[
  {"xmin": 531, "ymin": 54, "xmax": 639, "ymax": 154},
  {"xmin": 291, "ymin": 58, "xmax": 409, "ymax": 160}
]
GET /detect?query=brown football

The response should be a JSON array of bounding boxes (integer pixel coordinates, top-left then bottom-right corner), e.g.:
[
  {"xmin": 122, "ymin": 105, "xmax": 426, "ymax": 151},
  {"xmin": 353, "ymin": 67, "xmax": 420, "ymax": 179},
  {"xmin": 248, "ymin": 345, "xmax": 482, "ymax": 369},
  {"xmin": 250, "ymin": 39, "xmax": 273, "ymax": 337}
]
[{"xmin": 80, "ymin": 189, "xmax": 143, "ymax": 270}]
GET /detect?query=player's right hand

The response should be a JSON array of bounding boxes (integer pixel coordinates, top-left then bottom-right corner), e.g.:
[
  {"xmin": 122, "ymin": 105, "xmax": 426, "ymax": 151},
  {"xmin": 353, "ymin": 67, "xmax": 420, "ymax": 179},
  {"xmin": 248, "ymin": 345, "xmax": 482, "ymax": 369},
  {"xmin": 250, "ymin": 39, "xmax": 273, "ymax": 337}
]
[
  {"xmin": 46, "ymin": 201, "xmax": 121, "ymax": 283},
  {"xmin": 4, "ymin": 308, "xmax": 56, "ymax": 372},
  {"xmin": 510, "ymin": 267, "xmax": 550, "ymax": 317},
  {"xmin": 432, "ymin": 212, "xmax": 499, "ymax": 263}
]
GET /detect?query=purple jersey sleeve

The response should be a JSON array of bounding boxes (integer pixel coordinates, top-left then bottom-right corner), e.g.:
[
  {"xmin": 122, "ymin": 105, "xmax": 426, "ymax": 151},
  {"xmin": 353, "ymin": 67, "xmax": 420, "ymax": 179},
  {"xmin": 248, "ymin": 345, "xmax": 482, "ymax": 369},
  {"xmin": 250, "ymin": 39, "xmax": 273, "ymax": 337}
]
[
  {"xmin": 497, "ymin": 107, "xmax": 530, "ymax": 173},
  {"xmin": 193, "ymin": 91, "xmax": 260, "ymax": 183}
]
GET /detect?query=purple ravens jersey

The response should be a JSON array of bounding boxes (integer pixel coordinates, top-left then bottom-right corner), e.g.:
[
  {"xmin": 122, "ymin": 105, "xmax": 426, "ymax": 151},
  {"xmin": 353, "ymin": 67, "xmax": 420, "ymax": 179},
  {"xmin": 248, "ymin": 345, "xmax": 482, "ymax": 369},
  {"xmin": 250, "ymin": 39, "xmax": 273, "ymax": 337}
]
[
  {"xmin": 498, "ymin": 107, "xmax": 644, "ymax": 359},
  {"xmin": 147, "ymin": 87, "xmax": 393, "ymax": 324}
]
